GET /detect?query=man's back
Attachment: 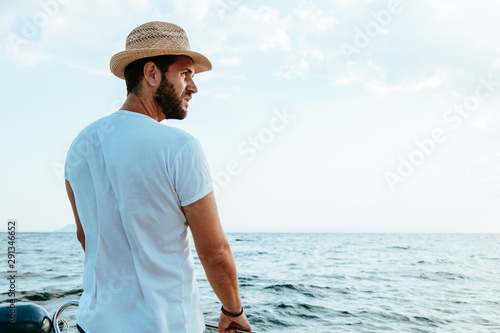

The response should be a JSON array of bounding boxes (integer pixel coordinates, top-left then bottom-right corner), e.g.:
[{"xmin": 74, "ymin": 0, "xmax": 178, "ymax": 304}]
[{"xmin": 65, "ymin": 110, "xmax": 213, "ymax": 332}]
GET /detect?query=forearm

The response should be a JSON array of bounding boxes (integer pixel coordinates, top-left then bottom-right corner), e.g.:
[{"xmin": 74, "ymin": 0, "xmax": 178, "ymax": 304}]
[
  {"xmin": 198, "ymin": 243, "xmax": 242, "ymax": 312},
  {"xmin": 66, "ymin": 180, "xmax": 85, "ymax": 252},
  {"xmin": 77, "ymin": 229, "xmax": 86, "ymax": 251},
  {"xmin": 184, "ymin": 193, "xmax": 252, "ymax": 332}
]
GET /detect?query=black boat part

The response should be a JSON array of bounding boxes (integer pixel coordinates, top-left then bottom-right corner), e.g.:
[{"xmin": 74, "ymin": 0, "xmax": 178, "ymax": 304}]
[{"xmin": 0, "ymin": 303, "xmax": 52, "ymax": 333}]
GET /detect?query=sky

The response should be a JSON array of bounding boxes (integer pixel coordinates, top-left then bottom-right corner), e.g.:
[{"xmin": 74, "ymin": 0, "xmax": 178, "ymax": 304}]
[{"xmin": 1, "ymin": 0, "xmax": 499, "ymax": 233}]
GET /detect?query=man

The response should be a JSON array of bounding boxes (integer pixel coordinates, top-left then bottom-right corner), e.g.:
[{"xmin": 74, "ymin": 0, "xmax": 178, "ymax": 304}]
[{"xmin": 64, "ymin": 21, "xmax": 252, "ymax": 333}]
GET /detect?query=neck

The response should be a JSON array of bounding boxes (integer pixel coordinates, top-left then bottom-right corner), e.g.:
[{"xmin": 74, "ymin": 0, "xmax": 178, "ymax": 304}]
[{"xmin": 120, "ymin": 92, "xmax": 165, "ymax": 122}]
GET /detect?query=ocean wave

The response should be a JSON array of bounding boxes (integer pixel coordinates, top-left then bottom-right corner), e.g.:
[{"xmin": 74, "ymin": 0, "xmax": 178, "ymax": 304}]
[
  {"xmin": 388, "ymin": 246, "xmax": 411, "ymax": 250},
  {"xmin": 16, "ymin": 288, "xmax": 83, "ymax": 302},
  {"xmin": 264, "ymin": 283, "xmax": 300, "ymax": 292},
  {"xmin": 433, "ymin": 271, "xmax": 468, "ymax": 280}
]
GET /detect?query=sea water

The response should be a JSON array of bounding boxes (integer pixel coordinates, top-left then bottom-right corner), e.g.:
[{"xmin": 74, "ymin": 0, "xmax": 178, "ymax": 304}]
[{"xmin": 1, "ymin": 232, "xmax": 499, "ymax": 332}]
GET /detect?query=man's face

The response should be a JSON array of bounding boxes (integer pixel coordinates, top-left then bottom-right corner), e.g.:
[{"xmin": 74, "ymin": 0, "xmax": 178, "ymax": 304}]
[{"xmin": 154, "ymin": 56, "xmax": 197, "ymax": 120}]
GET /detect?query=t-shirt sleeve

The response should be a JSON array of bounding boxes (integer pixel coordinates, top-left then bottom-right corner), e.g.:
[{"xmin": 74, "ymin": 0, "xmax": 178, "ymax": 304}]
[{"xmin": 172, "ymin": 139, "xmax": 213, "ymax": 206}]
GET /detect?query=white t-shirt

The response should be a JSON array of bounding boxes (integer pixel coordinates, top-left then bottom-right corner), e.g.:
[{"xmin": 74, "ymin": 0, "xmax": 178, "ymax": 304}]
[{"xmin": 65, "ymin": 110, "xmax": 213, "ymax": 333}]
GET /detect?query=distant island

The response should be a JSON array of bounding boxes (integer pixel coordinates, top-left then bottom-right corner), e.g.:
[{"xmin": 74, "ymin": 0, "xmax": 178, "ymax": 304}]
[{"xmin": 54, "ymin": 224, "xmax": 76, "ymax": 233}]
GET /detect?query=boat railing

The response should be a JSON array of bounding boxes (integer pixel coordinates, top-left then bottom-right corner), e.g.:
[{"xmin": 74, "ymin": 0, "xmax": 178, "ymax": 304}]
[{"xmin": 52, "ymin": 300, "xmax": 258, "ymax": 333}]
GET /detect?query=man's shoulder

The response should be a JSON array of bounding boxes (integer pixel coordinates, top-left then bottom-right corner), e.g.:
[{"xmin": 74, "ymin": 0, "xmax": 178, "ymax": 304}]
[
  {"xmin": 70, "ymin": 113, "xmax": 115, "ymax": 141},
  {"xmin": 158, "ymin": 123, "xmax": 195, "ymax": 141}
]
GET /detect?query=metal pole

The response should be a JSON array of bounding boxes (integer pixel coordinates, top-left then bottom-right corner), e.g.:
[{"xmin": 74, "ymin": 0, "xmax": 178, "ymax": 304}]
[{"xmin": 52, "ymin": 300, "xmax": 79, "ymax": 333}]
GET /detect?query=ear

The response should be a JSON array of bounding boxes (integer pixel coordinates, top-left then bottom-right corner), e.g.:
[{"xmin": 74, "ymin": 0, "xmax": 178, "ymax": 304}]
[{"xmin": 143, "ymin": 61, "xmax": 161, "ymax": 88}]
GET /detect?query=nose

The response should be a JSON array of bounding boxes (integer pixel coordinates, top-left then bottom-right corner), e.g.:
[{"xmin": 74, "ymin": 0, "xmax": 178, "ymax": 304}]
[{"xmin": 187, "ymin": 77, "xmax": 198, "ymax": 94}]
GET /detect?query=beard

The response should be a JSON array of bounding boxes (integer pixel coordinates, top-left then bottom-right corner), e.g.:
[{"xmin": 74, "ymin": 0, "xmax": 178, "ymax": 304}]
[{"xmin": 154, "ymin": 74, "xmax": 188, "ymax": 120}]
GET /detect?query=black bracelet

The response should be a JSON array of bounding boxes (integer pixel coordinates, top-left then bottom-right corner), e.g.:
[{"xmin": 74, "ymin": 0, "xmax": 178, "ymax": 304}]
[{"xmin": 221, "ymin": 305, "xmax": 244, "ymax": 317}]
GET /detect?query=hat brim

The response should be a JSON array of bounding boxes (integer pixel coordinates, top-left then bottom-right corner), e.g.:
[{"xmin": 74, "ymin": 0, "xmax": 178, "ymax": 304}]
[{"xmin": 110, "ymin": 48, "xmax": 212, "ymax": 79}]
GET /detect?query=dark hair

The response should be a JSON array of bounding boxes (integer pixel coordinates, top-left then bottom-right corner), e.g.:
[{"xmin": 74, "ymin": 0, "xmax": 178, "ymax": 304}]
[{"xmin": 124, "ymin": 55, "xmax": 178, "ymax": 95}]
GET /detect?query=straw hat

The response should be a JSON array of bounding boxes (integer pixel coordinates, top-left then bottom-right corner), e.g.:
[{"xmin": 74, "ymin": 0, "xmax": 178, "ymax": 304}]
[{"xmin": 110, "ymin": 21, "xmax": 212, "ymax": 79}]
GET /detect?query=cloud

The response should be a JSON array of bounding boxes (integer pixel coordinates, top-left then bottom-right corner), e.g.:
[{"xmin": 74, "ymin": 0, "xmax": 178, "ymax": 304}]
[
  {"xmin": 217, "ymin": 56, "xmax": 242, "ymax": 66},
  {"xmin": 331, "ymin": 60, "xmax": 447, "ymax": 96},
  {"xmin": 172, "ymin": 0, "xmax": 213, "ymax": 22},
  {"xmin": 270, "ymin": 3, "xmax": 341, "ymax": 79},
  {"xmin": 424, "ymin": 0, "xmax": 456, "ymax": 18},
  {"xmin": 328, "ymin": 0, "xmax": 500, "ymax": 99},
  {"xmin": 273, "ymin": 49, "xmax": 324, "ymax": 79},
  {"xmin": 222, "ymin": 6, "xmax": 292, "ymax": 53},
  {"xmin": 1, "ymin": 0, "xmax": 156, "ymax": 72},
  {"xmin": 292, "ymin": 5, "xmax": 339, "ymax": 32},
  {"xmin": 460, "ymin": 154, "xmax": 500, "ymax": 201},
  {"xmin": 363, "ymin": 73, "xmax": 445, "ymax": 97},
  {"xmin": 409, "ymin": 74, "xmax": 446, "ymax": 90}
]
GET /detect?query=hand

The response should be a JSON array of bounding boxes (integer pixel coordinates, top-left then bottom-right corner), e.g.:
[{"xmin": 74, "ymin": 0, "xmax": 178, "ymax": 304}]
[{"xmin": 218, "ymin": 311, "xmax": 252, "ymax": 333}]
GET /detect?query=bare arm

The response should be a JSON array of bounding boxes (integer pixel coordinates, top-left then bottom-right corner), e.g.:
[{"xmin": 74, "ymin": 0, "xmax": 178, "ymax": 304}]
[
  {"xmin": 65, "ymin": 180, "xmax": 85, "ymax": 251},
  {"xmin": 183, "ymin": 192, "xmax": 252, "ymax": 333}
]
